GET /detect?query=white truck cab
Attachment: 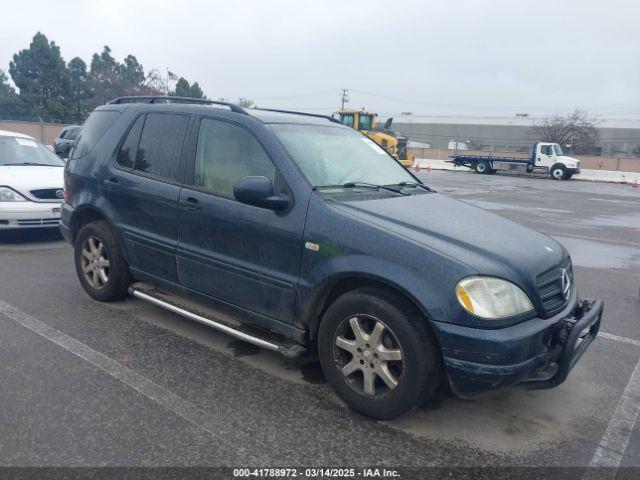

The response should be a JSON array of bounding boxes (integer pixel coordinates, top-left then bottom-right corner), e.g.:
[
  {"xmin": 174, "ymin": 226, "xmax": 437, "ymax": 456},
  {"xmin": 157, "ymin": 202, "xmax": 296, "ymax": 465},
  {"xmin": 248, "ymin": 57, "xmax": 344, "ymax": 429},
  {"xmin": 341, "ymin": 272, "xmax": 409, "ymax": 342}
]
[{"xmin": 535, "ymin": 142, "xmax": 581, "ymax": 180}]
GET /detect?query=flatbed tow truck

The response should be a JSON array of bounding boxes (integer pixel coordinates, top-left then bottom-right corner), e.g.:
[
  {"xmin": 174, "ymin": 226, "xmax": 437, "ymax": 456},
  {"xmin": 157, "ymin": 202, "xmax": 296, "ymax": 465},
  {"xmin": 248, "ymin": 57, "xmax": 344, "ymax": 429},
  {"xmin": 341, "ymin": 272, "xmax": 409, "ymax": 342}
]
[{"xmin": 450, "ymin": 142, "xmax": 581, "ymax": 180}]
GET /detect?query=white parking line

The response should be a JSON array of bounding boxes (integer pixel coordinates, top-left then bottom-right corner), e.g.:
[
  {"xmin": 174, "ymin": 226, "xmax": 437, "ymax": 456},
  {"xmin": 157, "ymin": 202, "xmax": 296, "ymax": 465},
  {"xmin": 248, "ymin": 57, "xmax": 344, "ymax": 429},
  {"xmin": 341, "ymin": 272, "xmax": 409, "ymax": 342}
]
[
  {"xmin": 0, "ymin": 300, "xmax": 252, "ymax": 461},
  {"xmin": 599, "ymin": 331, "xmax": 640, "ymax": 348},
  {"xmin": 587, "ymin": 357, "xmax": 640, "ymax": 471}
]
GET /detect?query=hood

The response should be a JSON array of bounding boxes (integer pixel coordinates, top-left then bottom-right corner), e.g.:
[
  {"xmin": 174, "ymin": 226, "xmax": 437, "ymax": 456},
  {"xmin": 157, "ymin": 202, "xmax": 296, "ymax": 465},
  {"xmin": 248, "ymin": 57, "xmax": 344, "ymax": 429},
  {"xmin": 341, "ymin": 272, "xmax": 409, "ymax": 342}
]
[
  {"xmin": 330, "ymin": 192, "xmax": 567, "ymax": 279},
  {"xmin": 0, "ymin": 165, "xmax": 64, "ymax": 196},
  {"xmin": 558, "ymin": 155, "xmax": 580, "ymax": 167}
]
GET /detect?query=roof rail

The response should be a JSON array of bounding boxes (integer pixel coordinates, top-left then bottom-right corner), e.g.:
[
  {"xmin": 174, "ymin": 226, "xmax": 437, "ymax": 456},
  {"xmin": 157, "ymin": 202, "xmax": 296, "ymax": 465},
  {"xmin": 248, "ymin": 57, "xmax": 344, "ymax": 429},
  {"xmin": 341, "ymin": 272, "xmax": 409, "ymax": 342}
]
[
  {"xmin": 251, "ymin": 107, "xmax": 340, "ymax": 124},
  {"xmin": 107, "ymin": 96, "xmax": 248, "ymax": 115}
]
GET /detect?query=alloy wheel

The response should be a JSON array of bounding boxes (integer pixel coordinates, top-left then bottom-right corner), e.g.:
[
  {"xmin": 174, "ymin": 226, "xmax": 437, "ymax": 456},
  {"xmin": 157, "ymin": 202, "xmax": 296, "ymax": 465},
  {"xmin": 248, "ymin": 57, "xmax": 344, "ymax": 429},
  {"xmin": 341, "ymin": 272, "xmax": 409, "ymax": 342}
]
[
  {"xmin": 333, "ymin": 315, "xmax": 404, "ymax": 396},
  {"xmin": 80, "ymin": 236, "xmax": 110, "ymax": 289}
]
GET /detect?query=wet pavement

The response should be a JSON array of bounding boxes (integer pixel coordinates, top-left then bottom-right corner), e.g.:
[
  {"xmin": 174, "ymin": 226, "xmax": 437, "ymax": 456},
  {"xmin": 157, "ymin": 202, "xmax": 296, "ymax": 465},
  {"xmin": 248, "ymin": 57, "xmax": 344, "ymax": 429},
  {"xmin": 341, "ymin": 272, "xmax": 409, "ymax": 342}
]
[{"xmin": 0, "ymin": 171, "xmax": 639, "ymax": 471}]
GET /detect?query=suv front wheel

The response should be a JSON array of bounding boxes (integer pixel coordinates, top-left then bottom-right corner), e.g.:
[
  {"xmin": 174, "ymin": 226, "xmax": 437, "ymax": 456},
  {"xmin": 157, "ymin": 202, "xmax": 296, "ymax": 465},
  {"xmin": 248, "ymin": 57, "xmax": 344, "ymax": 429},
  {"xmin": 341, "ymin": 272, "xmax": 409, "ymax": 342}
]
[
  {"xmin": 318, "ymin": 287, "xmax": 441, "ymax": 419},
  {"xmin": 74, "ymin": 220, "xmax": 132, "ymax": 302}
]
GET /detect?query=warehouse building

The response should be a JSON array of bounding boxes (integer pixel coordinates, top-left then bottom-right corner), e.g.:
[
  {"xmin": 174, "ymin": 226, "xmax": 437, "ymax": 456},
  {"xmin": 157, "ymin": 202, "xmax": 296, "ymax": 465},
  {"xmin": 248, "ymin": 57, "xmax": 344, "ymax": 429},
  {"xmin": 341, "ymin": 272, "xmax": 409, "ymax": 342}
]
[{"xmin": 393, "ymin": 115, "xmax": 640, "ymax": 157}]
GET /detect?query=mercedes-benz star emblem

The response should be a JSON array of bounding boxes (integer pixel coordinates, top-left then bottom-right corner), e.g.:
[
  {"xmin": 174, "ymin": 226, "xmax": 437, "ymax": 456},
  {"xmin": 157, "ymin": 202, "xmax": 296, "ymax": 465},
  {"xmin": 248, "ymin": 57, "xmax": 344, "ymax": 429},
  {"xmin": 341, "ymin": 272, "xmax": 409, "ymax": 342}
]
[
  {"xmin": 55, "ymin": 189, "xmax": 64, "ymax": 199},
  {"xmin": 561, "ymin": 268, "xmax": 572, "ymax": 299}
]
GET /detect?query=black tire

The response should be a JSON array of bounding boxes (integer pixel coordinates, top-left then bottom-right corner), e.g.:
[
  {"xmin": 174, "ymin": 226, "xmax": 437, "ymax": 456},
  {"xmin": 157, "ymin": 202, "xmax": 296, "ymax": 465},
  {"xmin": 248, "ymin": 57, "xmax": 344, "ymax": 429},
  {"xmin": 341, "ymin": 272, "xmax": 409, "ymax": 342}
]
[
  {"xmin": 74, "ymin": 220, "xmax": 132, "ymax": 302},
  {"xmin": 550, "ymin": 164, "xmax": 566, "ymax": 180},
  {"xmin": 318, "ymin": 287, "xmax": 441, "ymax": 420},
  {"xmin": 474, "ymin": 161, "xmax": 490, "ymax": 174}
]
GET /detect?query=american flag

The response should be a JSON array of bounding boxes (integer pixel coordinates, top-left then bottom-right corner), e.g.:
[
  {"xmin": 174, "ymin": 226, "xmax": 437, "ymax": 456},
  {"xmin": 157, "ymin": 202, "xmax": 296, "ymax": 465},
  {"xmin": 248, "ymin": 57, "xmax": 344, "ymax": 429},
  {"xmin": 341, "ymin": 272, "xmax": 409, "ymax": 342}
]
[{"xmin": 168, "ymin": 71, "xmax": 179, "ymax": 81}]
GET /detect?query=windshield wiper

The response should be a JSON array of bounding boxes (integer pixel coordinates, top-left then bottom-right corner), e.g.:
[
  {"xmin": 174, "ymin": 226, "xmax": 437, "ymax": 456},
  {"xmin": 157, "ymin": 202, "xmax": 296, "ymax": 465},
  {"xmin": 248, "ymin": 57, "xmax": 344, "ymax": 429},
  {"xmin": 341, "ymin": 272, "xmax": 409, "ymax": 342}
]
[
  {"xmin": 2, "ymin": 162, "xmax": 61, "ymax": 167},
  {"xmin": 314, "ymin": 182, "xmax": 409, "ymax": 196},
  {"xmin": 343, "ymin": 182, "xmax": 409, "ymax": 196},
  {"xmin": 396, "ymin": 181, "xmax": 436, "ymax": 193}
]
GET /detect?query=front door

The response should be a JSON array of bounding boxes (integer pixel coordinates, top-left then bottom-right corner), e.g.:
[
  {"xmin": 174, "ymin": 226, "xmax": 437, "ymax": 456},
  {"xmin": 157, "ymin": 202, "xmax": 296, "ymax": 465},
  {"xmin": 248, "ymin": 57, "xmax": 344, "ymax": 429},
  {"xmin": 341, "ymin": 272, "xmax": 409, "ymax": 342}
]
[
  {"xmin": 104, "ymin": 112, "xmax": 190, "ymax": 282},
  {"xmin": 537, "ymin": 143, "xmax": 555, "ymax": 168},
  {"xmin": 177, "ymin": 116, "xmax": 305, "ymax": 324}
]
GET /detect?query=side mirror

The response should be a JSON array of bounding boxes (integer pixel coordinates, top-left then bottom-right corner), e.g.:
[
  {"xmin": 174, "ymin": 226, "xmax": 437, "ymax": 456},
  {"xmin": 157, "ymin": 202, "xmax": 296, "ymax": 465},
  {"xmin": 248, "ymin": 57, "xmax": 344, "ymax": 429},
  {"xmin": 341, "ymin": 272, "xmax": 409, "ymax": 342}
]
[{"xmin": 233, "ymin": 176, "xmax": 290, "ymax": 211}]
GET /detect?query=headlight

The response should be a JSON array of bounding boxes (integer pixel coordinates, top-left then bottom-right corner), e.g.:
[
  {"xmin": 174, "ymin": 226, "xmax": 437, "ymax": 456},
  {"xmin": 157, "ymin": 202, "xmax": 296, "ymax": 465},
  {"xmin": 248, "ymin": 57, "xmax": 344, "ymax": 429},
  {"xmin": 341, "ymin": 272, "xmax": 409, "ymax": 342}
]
[
  {"xmin": 0, "ymin": 187, "xmax": 26, "ymax": 202},
  {"xmin": 455, "ymin": 276, "xmax": 534, "ymax": 319}
]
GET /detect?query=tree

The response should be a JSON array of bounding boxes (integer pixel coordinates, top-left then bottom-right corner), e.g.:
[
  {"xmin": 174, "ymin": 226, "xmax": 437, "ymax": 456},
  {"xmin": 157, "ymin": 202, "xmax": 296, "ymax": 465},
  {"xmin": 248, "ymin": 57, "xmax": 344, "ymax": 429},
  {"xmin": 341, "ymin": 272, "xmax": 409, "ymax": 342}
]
[
  {"xmin": 189, "ymin": 82, "xmax": 204, "ymax": 99},
  {"xmin": 237, "ymin": 97, "xmax": 254, "ymax": 108},
  {"xmin": 0, "ymin": 69, "xmax": 29, "ymax": 118},
  {"xmin": 9, "ymin": 32, "xmax": 72, "ymax": 121},
  {"xmin": 89, "ymin": 46, "xmax": 120, "ymax": 105},
  {"xmin": 170, "ymin": 77, "xmax": 206, "ymax": 98},
  {"xmin": 531, "ymin": 109, "xmax": 600, "ymax": 154},
  {"xmin": 118, "ymin": 54, "xmax": 146, "ymax": 94},
  {"xmin": 173, "ymin": 77, "xmax": 191, "ymax": 97},
  {"xmin": 68, "ymin": 57, "xmax": 93, "ymax": 122}
]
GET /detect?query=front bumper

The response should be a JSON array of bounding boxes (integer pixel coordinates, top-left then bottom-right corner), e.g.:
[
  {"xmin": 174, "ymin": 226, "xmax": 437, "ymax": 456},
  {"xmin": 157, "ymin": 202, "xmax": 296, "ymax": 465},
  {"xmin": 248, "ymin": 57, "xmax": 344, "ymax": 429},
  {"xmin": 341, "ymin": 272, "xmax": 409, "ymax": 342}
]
[
  {"xmin": 0, "ymin": 202, "xmax": 62, "ymax": 229},
  {"xmin": 433, "ymin": 292, "xmax": 603, "ymax": 398}
]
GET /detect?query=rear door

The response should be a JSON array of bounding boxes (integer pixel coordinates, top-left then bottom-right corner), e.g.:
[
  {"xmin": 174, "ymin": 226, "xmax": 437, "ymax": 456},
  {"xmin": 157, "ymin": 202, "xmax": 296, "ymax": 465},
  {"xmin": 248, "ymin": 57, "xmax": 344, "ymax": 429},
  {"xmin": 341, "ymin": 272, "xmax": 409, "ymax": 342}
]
[
  {"xmin": 104, "ymin": 111, "xmax": 190, "ymax": 282},
  {"xmin": 176, "ymin": 115, "xmax": 305, "ymax": 324}
]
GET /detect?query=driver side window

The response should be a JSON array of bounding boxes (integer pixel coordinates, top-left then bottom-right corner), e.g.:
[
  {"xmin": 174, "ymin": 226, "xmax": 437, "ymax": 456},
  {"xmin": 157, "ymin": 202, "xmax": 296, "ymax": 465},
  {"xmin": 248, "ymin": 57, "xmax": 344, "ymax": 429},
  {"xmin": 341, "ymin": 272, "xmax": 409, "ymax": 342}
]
[
  {"xmin": 194, "ymin": 118, "xmax": 275, "ymax": 198},
  {"xmin": 540, "ymin": 145, "xmax": 552, "ymax": 155}
]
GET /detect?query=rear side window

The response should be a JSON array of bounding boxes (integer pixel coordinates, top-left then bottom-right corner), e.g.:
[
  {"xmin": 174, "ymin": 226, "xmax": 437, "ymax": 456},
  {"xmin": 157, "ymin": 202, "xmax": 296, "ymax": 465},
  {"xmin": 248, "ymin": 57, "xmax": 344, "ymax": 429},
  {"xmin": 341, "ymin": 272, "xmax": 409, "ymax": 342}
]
[
  {"xmin": 134, "ymin": 113, "xmax": 189, "ymax": 181},
  {"xmin": 71, "ymin": 111, "xmax": 120, "ymax": 159},
  {"xmin": 117, "ymin": 115, "xmax": 145, "ymax": 169}
]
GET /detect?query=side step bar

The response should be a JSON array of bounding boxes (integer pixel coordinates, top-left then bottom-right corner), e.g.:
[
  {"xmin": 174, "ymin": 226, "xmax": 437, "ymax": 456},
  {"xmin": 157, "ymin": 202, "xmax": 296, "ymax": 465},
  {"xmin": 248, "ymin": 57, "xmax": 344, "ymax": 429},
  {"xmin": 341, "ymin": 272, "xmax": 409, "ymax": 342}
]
[{"xmin": 129, "ymin": 285, "xmax": 306, "ymax": 358}]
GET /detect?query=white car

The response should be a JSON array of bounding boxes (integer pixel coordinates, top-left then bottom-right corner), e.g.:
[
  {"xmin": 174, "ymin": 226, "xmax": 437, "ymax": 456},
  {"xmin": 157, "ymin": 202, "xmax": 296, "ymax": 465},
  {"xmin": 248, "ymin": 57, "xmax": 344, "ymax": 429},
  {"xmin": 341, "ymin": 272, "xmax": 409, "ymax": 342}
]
[{"xmin": 0, "ymin": 129, "xmax": 65, "ymax": 230}]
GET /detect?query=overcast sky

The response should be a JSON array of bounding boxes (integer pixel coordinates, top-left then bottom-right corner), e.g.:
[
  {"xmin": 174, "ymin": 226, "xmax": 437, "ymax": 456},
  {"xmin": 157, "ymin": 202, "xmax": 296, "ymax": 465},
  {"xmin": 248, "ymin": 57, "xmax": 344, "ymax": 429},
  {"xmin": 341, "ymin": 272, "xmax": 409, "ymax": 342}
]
[{"xmin": 1, "ymin": 0, "xmax": 638, "ymax": 118}]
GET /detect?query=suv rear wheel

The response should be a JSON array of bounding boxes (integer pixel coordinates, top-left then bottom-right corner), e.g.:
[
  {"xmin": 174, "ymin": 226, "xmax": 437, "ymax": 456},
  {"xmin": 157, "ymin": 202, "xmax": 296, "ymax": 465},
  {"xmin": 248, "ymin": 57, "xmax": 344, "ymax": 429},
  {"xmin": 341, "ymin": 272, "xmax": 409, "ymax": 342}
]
[
  {"xmin": 74, "ymin": 220, "xmax": 132, "ymax": 301},
  {"xmin": 318, "ymin": 287, "xmax": 441, "ymax": 419}
]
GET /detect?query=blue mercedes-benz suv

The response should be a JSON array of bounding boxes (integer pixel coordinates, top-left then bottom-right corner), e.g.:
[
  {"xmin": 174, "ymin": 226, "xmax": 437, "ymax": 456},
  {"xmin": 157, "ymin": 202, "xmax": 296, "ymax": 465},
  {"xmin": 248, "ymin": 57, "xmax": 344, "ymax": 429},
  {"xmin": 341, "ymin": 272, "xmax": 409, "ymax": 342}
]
[{"xmin": 60, "ymin": 96, "xmax": 603, "ymax": 419}]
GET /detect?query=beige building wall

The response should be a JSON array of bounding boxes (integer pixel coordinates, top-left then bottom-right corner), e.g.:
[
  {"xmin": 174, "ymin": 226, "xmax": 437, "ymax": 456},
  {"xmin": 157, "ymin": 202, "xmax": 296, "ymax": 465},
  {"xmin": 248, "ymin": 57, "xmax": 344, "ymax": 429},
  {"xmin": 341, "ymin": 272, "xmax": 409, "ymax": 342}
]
[{"xmin": 0, "ymin": 120, "xmax": 69, "ymax": 146}]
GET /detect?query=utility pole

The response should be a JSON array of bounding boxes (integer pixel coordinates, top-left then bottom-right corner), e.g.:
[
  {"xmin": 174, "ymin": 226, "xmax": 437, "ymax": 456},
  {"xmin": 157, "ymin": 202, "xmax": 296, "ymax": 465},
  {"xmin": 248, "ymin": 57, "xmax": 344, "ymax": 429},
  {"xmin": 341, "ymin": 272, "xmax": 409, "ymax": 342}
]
[{"xmin": 340, "ymin": 88, "xmax": 349, "ymax": 110}]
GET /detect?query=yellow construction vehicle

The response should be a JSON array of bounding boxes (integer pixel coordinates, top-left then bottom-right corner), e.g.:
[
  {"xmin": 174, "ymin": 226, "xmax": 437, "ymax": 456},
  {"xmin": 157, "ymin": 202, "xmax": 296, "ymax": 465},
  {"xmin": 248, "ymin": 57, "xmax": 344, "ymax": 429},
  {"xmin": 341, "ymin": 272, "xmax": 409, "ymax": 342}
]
[{"xmin": 336, "ymin": 109, "xmax": 415, "ymax": 167}]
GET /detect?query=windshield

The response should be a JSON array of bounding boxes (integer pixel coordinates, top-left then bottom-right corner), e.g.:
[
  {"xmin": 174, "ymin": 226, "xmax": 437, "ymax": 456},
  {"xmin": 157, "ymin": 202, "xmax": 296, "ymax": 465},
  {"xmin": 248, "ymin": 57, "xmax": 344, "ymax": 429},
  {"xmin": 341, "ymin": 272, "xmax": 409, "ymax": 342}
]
[
  {"xmin": 0, "ymin": 136, "xmax": 65, "ymax": 167},
  {"xmin": 269, "ymin": 124, "xmax": 415, "ymax": 187},
  {"xmin": 553, "ymin": 144, "xmax": 563, "ymax": 156},
  {"xmin": 339, "ymin": 114, "xmax": 354, "ymax": 128},
  {"xmin": 358, "ymin": 114, "xmax": 373, "ymax": 131}
]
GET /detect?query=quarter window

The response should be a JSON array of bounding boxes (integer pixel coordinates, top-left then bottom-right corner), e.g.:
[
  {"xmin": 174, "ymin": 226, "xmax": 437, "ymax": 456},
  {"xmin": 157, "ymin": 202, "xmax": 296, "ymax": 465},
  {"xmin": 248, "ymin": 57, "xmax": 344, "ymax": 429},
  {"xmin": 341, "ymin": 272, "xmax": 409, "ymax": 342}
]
[
  {"xmin": 194, "ymin": 118, "xmax": 275, "ymax": 198},
  {"xmin": 134, "ymin": 113, "xmax": 189, "ymax": 180},
  {"xmin": 71, "ymin": 110, "xmax": 120, "ymax": 159},
  {"xmin": 117, "ymin": 116, "xmax": 145, "ymax": 169}
]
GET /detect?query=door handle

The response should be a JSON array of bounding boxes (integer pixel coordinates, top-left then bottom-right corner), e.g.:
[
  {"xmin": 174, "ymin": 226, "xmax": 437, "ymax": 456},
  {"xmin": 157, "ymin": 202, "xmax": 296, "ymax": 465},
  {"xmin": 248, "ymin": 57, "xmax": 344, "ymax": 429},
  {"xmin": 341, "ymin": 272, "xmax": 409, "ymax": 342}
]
[
  {"xmin": 181, "ymin": 197, "xmax": 201, "ymax": 212},
  {"xmin": 103, "ymin": 178, "xmax": 119, "ymax": 191}
]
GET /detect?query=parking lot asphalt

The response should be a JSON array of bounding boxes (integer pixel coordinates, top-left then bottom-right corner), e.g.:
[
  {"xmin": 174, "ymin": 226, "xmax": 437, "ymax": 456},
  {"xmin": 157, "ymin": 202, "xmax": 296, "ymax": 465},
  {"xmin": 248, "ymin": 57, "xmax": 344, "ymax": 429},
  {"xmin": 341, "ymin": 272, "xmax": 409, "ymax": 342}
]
[{"xmin": 0, "ymin": 170, "xmax": 639, "ymax": 470}]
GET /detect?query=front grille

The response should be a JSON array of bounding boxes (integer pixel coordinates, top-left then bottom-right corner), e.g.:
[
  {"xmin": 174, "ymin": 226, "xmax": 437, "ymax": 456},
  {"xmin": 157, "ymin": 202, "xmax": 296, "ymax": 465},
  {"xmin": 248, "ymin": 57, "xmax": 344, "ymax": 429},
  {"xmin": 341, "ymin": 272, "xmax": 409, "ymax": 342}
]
[
  {"xmin": 30, "ymin": 188, "xmax": 63, "ymax": 201},
  {"xmin": 536, "ymin": 258, "xmax": 573, "ymax": 317}
]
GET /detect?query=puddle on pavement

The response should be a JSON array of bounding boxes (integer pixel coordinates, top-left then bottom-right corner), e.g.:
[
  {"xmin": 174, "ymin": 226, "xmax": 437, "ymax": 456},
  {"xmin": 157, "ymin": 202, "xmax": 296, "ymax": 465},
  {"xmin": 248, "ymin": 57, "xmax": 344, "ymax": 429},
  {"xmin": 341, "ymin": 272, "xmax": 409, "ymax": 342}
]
[
  {"xmin": 463, "ymin": 199, "xmax": 573, "ymax": 215},
  {"xmin": 552, "ymin": 235, "xmax": 640, "ymax": 269},
  {"xmin": 385, "ymin": 370, "xmax": 604, "ymax": 453},
  {"xmin": 297, "ymin": 361, "xmax": 327, "ymax": 384},
  {"xmin": 576, "ymin": 212, "xmax": 640, "ymax": 230},
  {"xmin": 227, "ymin": 339, "xmax": 262, "ymax": 357}
]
